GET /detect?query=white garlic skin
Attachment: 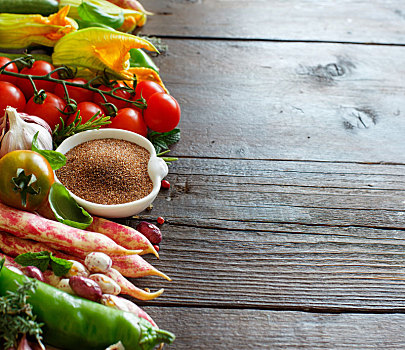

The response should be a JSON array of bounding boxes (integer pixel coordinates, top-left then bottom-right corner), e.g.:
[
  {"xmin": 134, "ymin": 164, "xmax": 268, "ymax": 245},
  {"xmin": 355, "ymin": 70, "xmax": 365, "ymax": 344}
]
[{"xmin": 0, "ymin": 107, "xmax": 53, "ymax": 158}]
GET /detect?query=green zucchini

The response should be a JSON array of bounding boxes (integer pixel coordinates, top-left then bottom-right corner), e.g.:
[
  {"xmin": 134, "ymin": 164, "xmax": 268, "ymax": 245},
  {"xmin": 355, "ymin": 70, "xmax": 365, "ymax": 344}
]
[{"xmin": 0, "ymin": 0, "xmax": 59, "ymax": 16}]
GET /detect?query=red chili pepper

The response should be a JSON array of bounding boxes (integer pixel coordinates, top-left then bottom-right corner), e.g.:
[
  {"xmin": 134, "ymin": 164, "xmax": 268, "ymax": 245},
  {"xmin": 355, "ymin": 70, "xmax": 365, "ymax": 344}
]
[{"xmin": 157, "ymin": 217, "xmax": 165, "ymax": 225}]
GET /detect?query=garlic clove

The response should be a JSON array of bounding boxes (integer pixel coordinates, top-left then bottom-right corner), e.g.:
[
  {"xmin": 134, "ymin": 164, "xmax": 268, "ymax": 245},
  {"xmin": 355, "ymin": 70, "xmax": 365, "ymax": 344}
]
[{"xmin": 0, "ymin": 107, "xmax": 53, "ymax": 158}]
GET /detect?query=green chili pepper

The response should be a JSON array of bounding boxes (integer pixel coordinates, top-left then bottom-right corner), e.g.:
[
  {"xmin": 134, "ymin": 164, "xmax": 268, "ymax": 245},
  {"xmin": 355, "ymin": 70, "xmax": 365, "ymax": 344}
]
[
  {"xmin": 129, "ymin": 48, "xmax": 159, "ymax": 73},
  {"xmin": 0, "ymin": 260, "xmax": 175, "ymax": 350}
]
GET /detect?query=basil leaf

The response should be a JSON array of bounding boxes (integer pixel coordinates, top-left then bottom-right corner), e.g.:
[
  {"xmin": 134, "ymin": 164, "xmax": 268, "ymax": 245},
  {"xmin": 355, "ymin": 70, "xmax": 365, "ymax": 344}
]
[
  {"xmin": 48, "ymin": 183, "xmax": 93, "ymax": 229},
  {"xmin": 76, "ymin": 19, "xmax": 116, "ymax": 31},
  {"xmin": 78, "ymin": 2, "xmax": 124, "ymax": 30},
  {"xmin": 50, "ymin": 255, "xmax": 73, "ymax": 277},
  {"xmin": 32, "ymin": 132, "xmax": 66, "ymax": 170},
  {"xmin": 14, "ymin": 251, "xmax": 51, "ymax": 272}
]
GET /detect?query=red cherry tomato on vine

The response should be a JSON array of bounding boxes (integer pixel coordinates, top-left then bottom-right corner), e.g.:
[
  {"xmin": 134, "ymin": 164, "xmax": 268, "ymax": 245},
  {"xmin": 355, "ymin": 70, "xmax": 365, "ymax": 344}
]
[
  {"xmin": 107, "ymin": 108, "xmax": 147, "ymax": 137},
  {"xmin": 0, "ymin": 150, "xmax": 54, "ymax": 211},
  {"xmin": 0, "ymin": 57, "xmax": 18, "ymax": 85},
  {"xmin": 0, "ymin": 81, "xmax": 26, "ymax": 115},
  {"xmin": 93, "ymin": 82, "xmax": 132, "ymax": 112},
  {"xmin": 133, "ymin": 81, "xmax": 165, "ymax": 102},
  {"xmin": 66, "ymin": 101, "xmax": 105, "ymax": 126},
  {"xmin": 15, "ymin": 60, "xmax": 58, "ymax": 99},
  {"xmin": 25, "ymin": 92, "xmax": 66, "ymax": 131},
  {"xmin": 54, "ymin": 78, "xmax": 94, "ymax": 105},
  {"xmin": 144, "ymin": 92, "xmax": 181, "ymax": 133}
]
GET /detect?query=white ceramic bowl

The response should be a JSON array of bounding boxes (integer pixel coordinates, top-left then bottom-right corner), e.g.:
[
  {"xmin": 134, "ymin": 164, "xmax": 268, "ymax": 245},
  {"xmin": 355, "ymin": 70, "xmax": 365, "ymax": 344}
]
[{"xmin": 54, "ymin": 129, "xmax": 168, "ymax": 218}]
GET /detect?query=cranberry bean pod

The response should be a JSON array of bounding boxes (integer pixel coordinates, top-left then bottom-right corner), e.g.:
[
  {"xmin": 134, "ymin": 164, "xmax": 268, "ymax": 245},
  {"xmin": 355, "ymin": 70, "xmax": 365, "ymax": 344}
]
[
  {"xmin": 100, "ymin": 294, "xmax": 158, "ymax": 328},
  {"xmin": 104, "ymin": 267, "xmax": 164, "ymax": 301},
  {"xmin": 0, "ymin": 230, "xmax": 73, "ymax": 260},
  {"xmin": 112, "ymin": 254, "xmax": 171, "ymax": 280},
  {"xmin": 0, "ymin": 202, "xmax": 139, "ymax": 256},
  {"xmin": 87, "ymin": 216, "xmax": 159, "ymax": 257}
]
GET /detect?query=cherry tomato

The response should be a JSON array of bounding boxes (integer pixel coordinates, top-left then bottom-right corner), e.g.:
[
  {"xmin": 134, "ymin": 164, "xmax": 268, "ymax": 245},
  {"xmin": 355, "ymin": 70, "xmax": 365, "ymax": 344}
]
[
  {"xmin": 54, "ymin": 78, "xmax": 94, "ymax": 105},
  {"xmin": 0, "ymin": 150, "xmax": 54, "ymax": 211},
  {"xmin": 0, "ymin": 81, "xmax": 26, "ymax": 115},
  {"xmin": 66, "ymin": 101, "xmax": 105, "ymax": 126},
  {"xmin": 0, "ymin": 57, "xmax": 18, "ymax": 85},
  {"xmin": 15, "ymin": 60, "xmax": 58, "ymax": 99},
  {"xmin": 143, "ymin": 93, "xmax": 181, "ymax": 133},
  {"xmin": 107, "ymin": 108, "xmax": 147, "ymax": 137},
  {"xmin": 25, "ymin": 92, "xmax": 66, "ymax": 131},
  {"xmin": 133, "ymin": 81, "xmax": 165, "ymax": 102},
  {"xmin": 93, "ymin": 82, "xmax": 132, "ymax": 112}
]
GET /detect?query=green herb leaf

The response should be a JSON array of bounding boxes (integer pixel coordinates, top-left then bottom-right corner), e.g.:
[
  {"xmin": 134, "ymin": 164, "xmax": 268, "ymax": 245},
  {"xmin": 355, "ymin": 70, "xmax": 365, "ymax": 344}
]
[
  {"xmin": 14, "ymin": 251, "xmax": 51, "ymax": 272},
  {"xmin": 32, "ymin": 132, "xmax": 67, "ymax": 170},
  {"xmin": 148, "ymin": 128, "xmax": 181, "ymax": 154},
  {"xmin": 48, "ymin": 183, "xmax": 93, "ymax": 229},
  {"xmin": 14, "ymin": 251, "xmax": 73, "ymax": 277},
  {"xmin": 78, "ymin": 2, "xmax": 124, "ymax": 30},
  {"xmin": 49, "ymin": 255, "xmax": 73, "ymax": 277}
]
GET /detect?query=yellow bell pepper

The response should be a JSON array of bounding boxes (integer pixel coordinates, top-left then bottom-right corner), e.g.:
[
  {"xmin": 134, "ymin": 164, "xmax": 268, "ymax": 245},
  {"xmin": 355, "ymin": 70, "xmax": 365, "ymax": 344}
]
[
  {"xmin": 59, "ymin": 0, "xmax": 146, "ymax": 32},
  {"xmin": 52, "ymin": 27, "xmax": 158, "ymax": 80},
  {"xmin": 0, "ymin": 6, "xmax": 78, "ymax": 49}
]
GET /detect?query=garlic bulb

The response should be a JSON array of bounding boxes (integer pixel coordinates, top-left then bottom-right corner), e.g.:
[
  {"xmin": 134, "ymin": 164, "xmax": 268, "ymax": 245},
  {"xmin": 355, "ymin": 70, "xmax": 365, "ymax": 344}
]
[{"xmin": 0, "ymin": 106, "xmax": 53, "ymax": 158}]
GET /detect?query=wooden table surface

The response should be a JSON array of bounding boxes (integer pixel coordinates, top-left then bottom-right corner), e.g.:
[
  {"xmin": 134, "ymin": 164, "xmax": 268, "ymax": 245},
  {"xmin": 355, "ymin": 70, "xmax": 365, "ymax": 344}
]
[{"xmin": 124, "ymin": 1, "xmax": 405, "ymax": 348}]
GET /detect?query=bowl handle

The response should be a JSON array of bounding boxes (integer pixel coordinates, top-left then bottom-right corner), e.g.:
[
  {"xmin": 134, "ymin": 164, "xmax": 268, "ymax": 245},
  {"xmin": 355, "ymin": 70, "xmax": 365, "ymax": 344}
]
[{"xmin": 148, "ymin": 157, "xmax": 169, "ymax": 180}]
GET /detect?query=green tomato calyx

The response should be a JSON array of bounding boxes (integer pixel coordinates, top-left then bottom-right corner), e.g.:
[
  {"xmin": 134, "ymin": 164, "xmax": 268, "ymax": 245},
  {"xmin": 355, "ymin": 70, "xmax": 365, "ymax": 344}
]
[{"xmin": 11, "ymin": 168, "xmax": 41, "ymax": 207}]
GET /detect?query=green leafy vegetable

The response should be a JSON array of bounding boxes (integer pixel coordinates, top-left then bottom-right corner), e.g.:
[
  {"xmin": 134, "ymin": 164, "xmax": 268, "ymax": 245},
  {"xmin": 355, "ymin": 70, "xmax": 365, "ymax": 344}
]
[
  {"xmin": 148, "ymin": 128, "xmax": 180, "ymax": 154},
  {"xmin": 0, "ymin": 259, "xmax": 44, "ymax": 349},
  {"xmin": 48, "ymin": 182, "xmax": 93, "ymax": 229},
  {"xmin": 32, "ymin": 132, "xmax": 66, "ymax": 170},
  {"xmin": 78, "ymin": 2, "xmax": 124, "ymax": 30},
  {"xmin": 14, "ymin": 252, "xmax": 73, "ymax": 276}
]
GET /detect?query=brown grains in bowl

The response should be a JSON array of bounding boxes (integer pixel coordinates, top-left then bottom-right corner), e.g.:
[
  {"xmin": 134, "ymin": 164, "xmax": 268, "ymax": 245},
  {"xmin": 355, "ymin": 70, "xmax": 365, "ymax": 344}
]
[{"xmin": 56, "ymin": 138, "xmax": 153, "ymax": 205}]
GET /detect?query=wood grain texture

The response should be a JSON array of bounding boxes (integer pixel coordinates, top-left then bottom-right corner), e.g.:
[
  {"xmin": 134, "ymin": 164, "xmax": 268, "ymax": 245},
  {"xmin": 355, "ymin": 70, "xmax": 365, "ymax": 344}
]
[
  {"xmin": 150, "ymin": 39, "xmax": 405, "ymax": 163},
  {"xmin": 141, "ymin": 0, "xmax": 405, "ymax": 44},
  {"xmin": 143, "ymin": 307, "xmax": 405, "ymax": 349},
  {"xmin": 122, "ymin": 158, "xmax": 405, "ymax": 310}
]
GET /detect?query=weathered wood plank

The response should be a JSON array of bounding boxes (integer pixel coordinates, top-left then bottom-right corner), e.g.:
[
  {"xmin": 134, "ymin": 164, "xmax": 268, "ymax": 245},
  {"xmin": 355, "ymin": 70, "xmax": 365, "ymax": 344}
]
[
  {"xmin": 151, "ymin": 39, "xmax": 405, "ymax": 163},
  {"xmin": 124, "ymin": 158, "xmax": 405, "ymax": 310},
  {"xmin": 143, "ymin": 307, "xmax": 405, "ymax": 349},
  {"xmin": 142, "ymin": 0, "xmax": 405, "ymax": 44}
]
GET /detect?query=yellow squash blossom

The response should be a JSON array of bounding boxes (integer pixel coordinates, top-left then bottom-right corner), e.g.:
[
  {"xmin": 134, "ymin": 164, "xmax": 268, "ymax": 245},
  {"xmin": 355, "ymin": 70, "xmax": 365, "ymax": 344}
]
[
  {"xmin": 59, "ymin": 0, "xmax": 146, "ymax": 32},
  {"xmin": 126, "ymin": 67, "xmax": 168, "ymax": 93},
  {"xmin": 0, "ymin": 6, "xmax": 78, "ymax": 49},
  {"xmin": 52, "ymin": 28, "xmax": 158, "ymax": 80}
]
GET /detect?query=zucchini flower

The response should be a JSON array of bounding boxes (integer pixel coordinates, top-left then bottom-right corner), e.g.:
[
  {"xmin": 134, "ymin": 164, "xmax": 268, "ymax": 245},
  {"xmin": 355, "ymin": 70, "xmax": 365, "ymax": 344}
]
[
  {"xmin": 0, "ymin": 6, "xmax": 78, "ymax": 49},
  {"xmin": 52, "ymin": 28, "xmax": 158, "ymax": 80},
  {"xmin": 59, "ymin": 0, "xmax": 146, "ymax": 32}
]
